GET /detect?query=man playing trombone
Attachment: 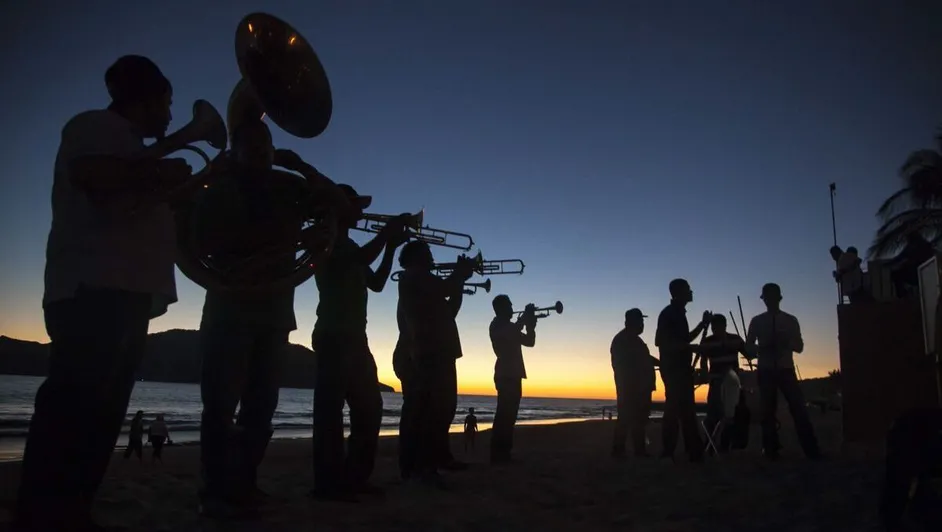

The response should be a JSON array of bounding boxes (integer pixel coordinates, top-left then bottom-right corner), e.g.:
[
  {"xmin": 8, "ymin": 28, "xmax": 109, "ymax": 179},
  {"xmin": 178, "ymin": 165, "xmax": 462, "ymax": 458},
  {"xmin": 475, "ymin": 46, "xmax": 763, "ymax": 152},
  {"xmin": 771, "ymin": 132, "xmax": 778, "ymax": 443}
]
[
  {"xmin": 15, "ymin": 55, "xmax": 199, "ymax": 532},
  {"xmin": 397, "ymin": 241, "xmax": 476, "ymax": 487},
  {"xmin": 310, "ymin": 186, "xmax": 410, "ymax": 501},
  {"xmin": 195, "ymin": 116, "xmax": 351, "ymax": 518},
  {"xmin": 488, "ymin": 296, "xmax": 537, "ymax": 464}
]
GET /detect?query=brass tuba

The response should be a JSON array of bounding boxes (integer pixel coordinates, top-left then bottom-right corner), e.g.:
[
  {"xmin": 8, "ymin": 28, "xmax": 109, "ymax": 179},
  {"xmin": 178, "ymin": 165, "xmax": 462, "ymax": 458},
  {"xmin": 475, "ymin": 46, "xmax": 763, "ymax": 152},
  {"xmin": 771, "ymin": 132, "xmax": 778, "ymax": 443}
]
[{"xmin": 174, "ymin": 12, "xmax": 337, "ymax": 295}]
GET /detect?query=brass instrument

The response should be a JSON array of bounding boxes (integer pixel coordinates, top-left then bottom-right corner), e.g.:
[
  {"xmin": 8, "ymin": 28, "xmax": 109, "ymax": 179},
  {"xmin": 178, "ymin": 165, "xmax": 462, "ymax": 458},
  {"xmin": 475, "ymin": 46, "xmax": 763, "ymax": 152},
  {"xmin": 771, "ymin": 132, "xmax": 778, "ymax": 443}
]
[
  {"xmin": 175, "ymin": 12, "xmax": 337, "ymax": 295},
  {"xmin": 463, "ymin": 278, "xmax": 492, "ymax": 295},
  {"xmin": 354, "ymin": 210, "xmax": 475, "ymax": 251},
  {"xmin": 514, "ymin": 301, "xmax": 564, "ymax": 319},
  {"xmin": 432, "ymin": 251, "xmax": 526, "ymax": 277}
]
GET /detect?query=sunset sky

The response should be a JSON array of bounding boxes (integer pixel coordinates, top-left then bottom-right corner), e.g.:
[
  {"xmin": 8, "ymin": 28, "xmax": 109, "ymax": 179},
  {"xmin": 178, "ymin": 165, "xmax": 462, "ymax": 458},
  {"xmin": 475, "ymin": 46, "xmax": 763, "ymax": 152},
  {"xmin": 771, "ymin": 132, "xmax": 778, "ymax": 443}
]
[{"xmin": 1, "ymin": 1, "xmax": 940, "ymax": 401}]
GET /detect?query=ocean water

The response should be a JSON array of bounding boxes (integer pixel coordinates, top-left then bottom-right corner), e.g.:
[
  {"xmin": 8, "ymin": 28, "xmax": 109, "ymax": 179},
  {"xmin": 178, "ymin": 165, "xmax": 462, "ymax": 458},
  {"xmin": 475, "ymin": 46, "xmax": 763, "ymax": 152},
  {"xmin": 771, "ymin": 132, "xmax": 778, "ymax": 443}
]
[{"xmin": 0, "ymin": 375, "xmax": 615, "ymax": 460}]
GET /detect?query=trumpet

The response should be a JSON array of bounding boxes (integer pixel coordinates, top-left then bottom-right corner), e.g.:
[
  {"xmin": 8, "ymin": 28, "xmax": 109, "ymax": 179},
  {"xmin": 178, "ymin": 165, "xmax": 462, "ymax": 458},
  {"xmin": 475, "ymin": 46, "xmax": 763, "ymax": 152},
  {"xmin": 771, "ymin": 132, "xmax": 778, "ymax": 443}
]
[
  {"xmin": 354, "ymin": 209, "xmax": 475, "ymax": 251},
  {"xmin": 463, "ymin": 278, "xmax": 492, "ymax": 295},
  {"xmin": 433, "ymin": 251, "xmax": 526, "ymax": 277},
  {"xmin": 514, "ymin": 301, "xmax": 564, "ymax": 320}
]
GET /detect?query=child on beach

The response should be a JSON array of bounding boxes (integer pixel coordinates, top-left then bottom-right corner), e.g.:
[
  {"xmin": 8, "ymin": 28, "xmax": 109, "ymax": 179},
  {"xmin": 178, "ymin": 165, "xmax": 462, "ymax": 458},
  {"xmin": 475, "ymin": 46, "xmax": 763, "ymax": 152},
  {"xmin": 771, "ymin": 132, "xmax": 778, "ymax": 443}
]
[{"xmin": 464, "ymin": 408, "xmax": 478, "ymax": 452}]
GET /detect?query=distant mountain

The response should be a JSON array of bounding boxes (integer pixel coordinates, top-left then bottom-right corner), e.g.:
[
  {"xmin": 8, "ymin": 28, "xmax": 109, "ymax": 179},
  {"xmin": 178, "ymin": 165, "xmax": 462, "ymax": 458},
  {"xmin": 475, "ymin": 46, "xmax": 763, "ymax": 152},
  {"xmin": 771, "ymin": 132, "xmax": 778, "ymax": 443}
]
[{"xmin": 0, "ymin": 330, "xmax": 395, "ymax": 393}]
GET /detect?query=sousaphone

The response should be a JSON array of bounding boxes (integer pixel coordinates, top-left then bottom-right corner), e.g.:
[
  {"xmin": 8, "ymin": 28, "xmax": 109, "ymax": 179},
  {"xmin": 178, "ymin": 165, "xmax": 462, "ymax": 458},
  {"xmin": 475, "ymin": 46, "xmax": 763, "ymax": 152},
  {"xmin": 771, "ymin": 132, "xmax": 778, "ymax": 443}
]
[{"xmin": 175, "ymin": 12, "xmax": 338, "ymax": 295}]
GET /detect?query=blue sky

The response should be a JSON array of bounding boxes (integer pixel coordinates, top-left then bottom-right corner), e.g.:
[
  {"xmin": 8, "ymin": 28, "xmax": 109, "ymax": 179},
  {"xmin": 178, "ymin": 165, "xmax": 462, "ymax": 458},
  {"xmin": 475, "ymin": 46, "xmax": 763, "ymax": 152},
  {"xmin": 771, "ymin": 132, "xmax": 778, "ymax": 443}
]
[{"xmin": 1, "ymin": 1, "xmax": 940, "ymax": 398}]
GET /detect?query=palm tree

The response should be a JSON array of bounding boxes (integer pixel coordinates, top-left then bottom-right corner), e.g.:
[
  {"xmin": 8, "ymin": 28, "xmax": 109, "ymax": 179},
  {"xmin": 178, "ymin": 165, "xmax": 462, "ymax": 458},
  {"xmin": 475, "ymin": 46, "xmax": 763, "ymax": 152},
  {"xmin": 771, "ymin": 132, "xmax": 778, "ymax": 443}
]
[{"xmin": 868, "ymin": 127, "xmax": 942, "ymax": 259}]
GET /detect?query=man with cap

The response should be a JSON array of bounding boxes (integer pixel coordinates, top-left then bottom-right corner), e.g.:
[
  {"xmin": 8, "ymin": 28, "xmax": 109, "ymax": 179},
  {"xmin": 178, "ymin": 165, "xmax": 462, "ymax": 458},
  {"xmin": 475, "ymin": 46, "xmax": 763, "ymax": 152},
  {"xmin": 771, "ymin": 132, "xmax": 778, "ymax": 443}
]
[
  {"xmin": 310, "ymin": 185, "xmax": 410, "ymax": 501},
  {"xmin": 611, "ymin": 308, "xmax": 659, "ymax": 457},
  {"xmin": 195, "ymin": 115, "xmax": 351, "ymax": 518},
  {"xmin": 15, "ymin": 55, "xmax": 197, "ymax": 532},
  {"xmin": 488, "ymin": 295, "xmax": 537, "ymax": 464},
  {"xmin": 744, "ymin": 283, "xmax": 821, "ymax": 460},
  {"xmin": 655, "ymin": 278, "xmax": 711, "ymax": 463}
]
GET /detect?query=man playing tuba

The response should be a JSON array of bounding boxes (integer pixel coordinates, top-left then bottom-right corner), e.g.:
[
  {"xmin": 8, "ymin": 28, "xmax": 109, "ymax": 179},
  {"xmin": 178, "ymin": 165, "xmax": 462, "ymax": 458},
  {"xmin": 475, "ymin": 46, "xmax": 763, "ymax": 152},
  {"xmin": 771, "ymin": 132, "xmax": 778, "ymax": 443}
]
[{"xmin": 196, "ymin": 114, "xmax": 352, "ymax": 519}]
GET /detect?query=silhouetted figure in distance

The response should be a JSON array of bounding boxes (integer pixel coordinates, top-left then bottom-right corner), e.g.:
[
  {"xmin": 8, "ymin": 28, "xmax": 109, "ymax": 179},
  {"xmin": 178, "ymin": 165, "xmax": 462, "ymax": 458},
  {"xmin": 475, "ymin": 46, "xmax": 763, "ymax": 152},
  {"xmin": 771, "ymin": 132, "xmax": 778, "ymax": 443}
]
[
  {"xmin": 196, "ymin": 116, "xmax": 349, "ymax": 518},
  {"xmin": 611, "ymin": 308, "xmax": 658, "ymax": 458},
  {"xmin": 698, "ymin": 314, "xmax": 746, "ymax": 453},
  {"xmin": 124, "ymin": 410, "xmax": 145, "ymax": 463},
  {"xmin": 464, "ymin": 408, "xmax": 478, "ymax": 452},
  {"xmin": 310, "ymin": 187, "xmax": 409, "ymax": 501},
  {"xmin": 14, "ymin": 55, "xmax": 196, "ymax": 532},
  {"xmin": 489, "ymin": 295, "xmax": 537, "ymax": 464},
  {"xmin": 654, "ymin": 278, "xmax": 708, "ymax": 463},
  {"xmin": 148, "ymin": 413, "xmax": 169, "ymax": 463},
  {"xmin": 398, "ymin": 241, "xmax": 475, "ymax": 488},
  {"xmin": 744, "ymin": 283, "xmax": 821, "ymax": 460}
]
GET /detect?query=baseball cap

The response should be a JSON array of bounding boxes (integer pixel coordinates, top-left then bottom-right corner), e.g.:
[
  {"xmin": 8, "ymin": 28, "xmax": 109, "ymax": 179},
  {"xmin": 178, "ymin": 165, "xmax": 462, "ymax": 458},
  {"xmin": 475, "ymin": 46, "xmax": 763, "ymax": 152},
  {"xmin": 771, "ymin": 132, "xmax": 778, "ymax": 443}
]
[
  {"xmin": 625, "ymin": 308, "xmax": 648, "ymax": 321},
  {"xmin": 337, "ymin": 184, "xmax": 372, "ymax": 210}
]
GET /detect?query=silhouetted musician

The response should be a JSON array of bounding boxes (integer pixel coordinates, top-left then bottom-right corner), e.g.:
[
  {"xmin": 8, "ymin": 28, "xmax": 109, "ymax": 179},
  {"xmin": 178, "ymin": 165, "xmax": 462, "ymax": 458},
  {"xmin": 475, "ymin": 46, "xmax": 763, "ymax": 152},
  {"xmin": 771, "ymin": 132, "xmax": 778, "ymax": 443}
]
[
  {"xmin": 488, "ymin": 295, "xmax": 536, "ymax": 464},
  {"xmin": 698, "ymin": 314, "xmax": 746, "ymax": 453},
  {"xmin": 309, "ymin": 186, "xmax": 409, "ymax": 501},
  {"xmin": 15, "ymin": 56, "xmax": 196, "ymax": 532},
  {"xmin": 397, "ymin": 241, "xmax": 474, "ymax": 487}
]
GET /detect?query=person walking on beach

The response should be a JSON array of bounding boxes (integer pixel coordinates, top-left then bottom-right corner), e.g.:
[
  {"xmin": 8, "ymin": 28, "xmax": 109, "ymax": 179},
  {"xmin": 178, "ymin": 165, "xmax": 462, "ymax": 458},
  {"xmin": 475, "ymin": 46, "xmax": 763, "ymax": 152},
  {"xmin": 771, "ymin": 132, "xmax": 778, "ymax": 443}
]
[
  {"xmin": 398, "ymin": 241, "xmax": 475, "ymax": 487},
  {"xmin": 463, "ymin": 408, "xmax": 478, "ymax": 452},
  {"xmin": 654, "ymin": 279, "xmax": 710, "ymax": 463},
  {"xmin": 14, "ymin": 55, "xmax": 197, "ymax": 532},
  {"xmin": 611, "ymin": 308, "xmax": 659, "ymax": 458},
  {"xmin": 488, "ymin": 295, "xmax": 537, "ymax": 464},
  {"xmin": 310, "ymin": 188, "xmax": 409, "ymax": 501},
  {"xmin": 744, "ymin": 283, "xmax": 821, "ymax": 461},
  {"xmin": 148, "ymin": 413, "xmax": 169, "ymax": 463},
  {"xmin": 124, "ymin": 411, "xmax": 145, "ymax": 463},
  {"xmin": 196, "ymin": 116, "xmax": 351, "ymax": 518}
]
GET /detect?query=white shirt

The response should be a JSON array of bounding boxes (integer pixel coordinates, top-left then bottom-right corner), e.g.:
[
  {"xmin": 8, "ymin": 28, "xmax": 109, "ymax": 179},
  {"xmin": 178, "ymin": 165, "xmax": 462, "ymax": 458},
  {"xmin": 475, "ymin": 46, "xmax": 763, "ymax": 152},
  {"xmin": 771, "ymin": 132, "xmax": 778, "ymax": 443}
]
[
  {"xmin": 745, "ymin": 310, "xmax": 803, "ymax": 371},
  {"xmin": 44, "ymin": 109, "xmax": 178, "ymax": 317}
]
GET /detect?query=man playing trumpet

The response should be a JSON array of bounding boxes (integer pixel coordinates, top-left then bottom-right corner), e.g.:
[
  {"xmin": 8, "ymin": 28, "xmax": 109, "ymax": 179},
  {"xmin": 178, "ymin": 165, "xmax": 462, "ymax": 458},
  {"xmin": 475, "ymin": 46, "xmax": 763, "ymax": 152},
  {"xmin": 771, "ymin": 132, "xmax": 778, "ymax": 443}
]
[
  {"xmin": 16, "ymin": 55, "xmax": 197, "ymax": 532},
  {"xmin": 310, "ymin": 189, "xmax": 410, "ymax": 501},
  {"xmin": 397, "ymin": 241, "xmax": 476, "ymax": 487},
  {"xmin": 489, "ymin": 296, "xmax": 537, "ymax": 464},
  {"xmin": 196, "ymin": 115, "xmax": 352, "ymax": 518}
]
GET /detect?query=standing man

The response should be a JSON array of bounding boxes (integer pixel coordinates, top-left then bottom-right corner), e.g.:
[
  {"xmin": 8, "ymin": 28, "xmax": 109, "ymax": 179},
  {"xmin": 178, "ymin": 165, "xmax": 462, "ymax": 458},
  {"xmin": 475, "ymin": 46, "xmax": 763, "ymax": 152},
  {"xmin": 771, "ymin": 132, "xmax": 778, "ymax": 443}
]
[
  {"xmin": 488, "ymin": 295, "xmax": 537, "ymax": 464},
  {"xmin": 698, "ymin": 314, "xmax": 747, "ymax": 453},
  {"xmin": 610, "ymin": 308, "xmax": 659, "ymax": 458},
  {"xmin": 393, "ymin": 295, "xmax": 417, "ymax": 479},
  {"xmin": 196, "ymin": 116, "xmax": 350, "ymax": 518},
  {"xmin": 654, "ymin": 278, "xmax": 710, "ymax": 463},
  {"xmin": 15, "ymin": 55, "xmax": 195, "ymax": 532},
  {"xmin": 310, "ymin": 186, "xmax": 409, "ymax": 501},
  {"xmin": 398, "ymin": 241, "xmax": 475, "ymax": 487},
  {"xmin": 745, "ymin": 283, "xmax": 822, "ymax": 460}
]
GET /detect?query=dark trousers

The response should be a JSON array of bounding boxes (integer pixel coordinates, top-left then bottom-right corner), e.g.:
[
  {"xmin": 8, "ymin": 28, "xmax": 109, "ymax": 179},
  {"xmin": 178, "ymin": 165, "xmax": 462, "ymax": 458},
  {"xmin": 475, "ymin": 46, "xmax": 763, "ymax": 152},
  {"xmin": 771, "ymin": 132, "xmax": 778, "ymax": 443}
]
[
  {"xmin": 395, "ymin": 361, "xmax": 418, "ymax": 476},
  {"xmin": 199, "ymin": 324, "xmax": 286, "ymax": 498},
  {"xmin": 123, "ymin": 438, "xmax": 143, "ymax": 461},
  {"xmin": 613, "ymin": 381, "xmax": 652, "ymax": 456},
  {"xmin": 757, "ymin": 368, "xmax": 820, "ymax": 457},
  {"xmin": 311, "ymin": 332, "xmax": 383, "ymax": 492},
  {"xmin": 151, "ymin": 436, "xmax": 166, "ymax": 461},
  {"xmin": 661, "ymin": 369, "xmax": 703, "ymax": 459},
  {"xmin": 491, "ymin": 377, "xmax": 522, "ymax": 461},
  {"xmin": 16, "ymin": 287, "xmax": 151, "ymax": 528},
  {"xmin": 412, "ymin": 357, "xmax": 458, "ymax": 473},
  {"xmin": 704, "ymin": 378, "xmax": 733, "ymax": 452}
]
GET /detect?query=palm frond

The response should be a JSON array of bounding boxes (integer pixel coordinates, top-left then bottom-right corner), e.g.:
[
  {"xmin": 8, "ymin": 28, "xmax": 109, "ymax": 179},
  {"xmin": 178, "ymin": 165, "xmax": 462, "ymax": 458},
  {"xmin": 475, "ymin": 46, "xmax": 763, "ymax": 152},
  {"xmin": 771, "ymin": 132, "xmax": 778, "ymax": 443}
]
[
  {"xmin": 876, "ymin": 187, "xmax": 914, "ymax": 220},
  {"xmin": 868, "ymin": 208, "xmax": 942, "ymax": 258}
]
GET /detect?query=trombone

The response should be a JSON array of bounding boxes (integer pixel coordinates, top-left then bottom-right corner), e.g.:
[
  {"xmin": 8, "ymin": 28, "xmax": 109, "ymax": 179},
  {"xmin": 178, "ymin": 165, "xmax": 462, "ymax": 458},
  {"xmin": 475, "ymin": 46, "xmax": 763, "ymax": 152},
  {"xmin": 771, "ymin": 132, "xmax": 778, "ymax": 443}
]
[
  {"xmin": 354, "ymin": 210, "xmax": 475, "ymax": 251},
  {"xmin": 433, "ymin": 251, "xmax": 526, "ymax": 277},
  {"xmin": 463, "ymin": 278, "xmax": 491, "ymax": 296},
  {"xmin": 514, "ymin": 301, "xmax": 564, "ymax": 319}
]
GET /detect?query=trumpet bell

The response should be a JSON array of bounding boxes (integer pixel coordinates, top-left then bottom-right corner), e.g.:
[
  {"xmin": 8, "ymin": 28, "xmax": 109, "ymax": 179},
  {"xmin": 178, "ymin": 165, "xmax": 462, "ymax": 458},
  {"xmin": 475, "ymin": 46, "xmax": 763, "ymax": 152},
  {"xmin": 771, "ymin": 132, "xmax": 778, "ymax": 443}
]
[
  {"xmin": 193, "ymin": 100, "xmax": 228, "ymax": 151},
  {"xmin": 235, "ymin": 12, "xmax": 332, "ymax": 139},
  {"xmin": 554, "ymin": 301, "xmax": 564, "ymax": 314},
  {"xmin": 482, "ymin": 278, "xmax": 492, "ymax": 293}
]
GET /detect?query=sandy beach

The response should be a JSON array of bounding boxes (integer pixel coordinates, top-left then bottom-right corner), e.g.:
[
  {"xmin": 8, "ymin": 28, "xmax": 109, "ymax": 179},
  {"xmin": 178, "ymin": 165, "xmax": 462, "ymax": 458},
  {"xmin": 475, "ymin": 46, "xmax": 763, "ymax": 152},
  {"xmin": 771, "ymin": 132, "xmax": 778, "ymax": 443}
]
[{"xmin": 0, "ymin": 411, "xmax": 883, "ymax": 532}]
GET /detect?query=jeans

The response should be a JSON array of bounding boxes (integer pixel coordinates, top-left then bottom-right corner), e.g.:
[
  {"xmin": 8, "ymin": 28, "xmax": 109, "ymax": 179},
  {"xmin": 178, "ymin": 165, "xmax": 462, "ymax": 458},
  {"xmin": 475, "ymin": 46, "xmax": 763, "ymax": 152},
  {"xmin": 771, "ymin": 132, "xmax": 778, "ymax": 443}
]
[
  {"xmin": 311, "ymin": 332, "xmax": 383, "ymax": 492},
  {"xmin": 757, "ymin": 368, "xmax": 820, "ymax": 457},
  {"xmin": 491, "ymin": 377, "xmax": 522, "ymax": 461},
  {"xmin": 661, "ymin": 368, "xmax": 703, "ymax": 459},
  {"xmin": 199, "ymin": 324, "xmax": 287, "ymax": 498},
  {"xmin": 16, "ymin": 287, "xmax": 152, "ymax": 527}
]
